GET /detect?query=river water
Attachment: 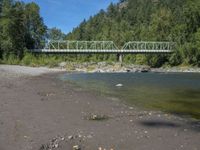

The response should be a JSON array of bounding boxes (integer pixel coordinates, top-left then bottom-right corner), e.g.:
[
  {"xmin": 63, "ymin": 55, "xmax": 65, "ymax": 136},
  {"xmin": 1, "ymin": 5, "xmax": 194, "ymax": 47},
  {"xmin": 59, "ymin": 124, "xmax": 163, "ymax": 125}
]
[{"xmin": 60, "ymin": 72, "xmax": 200, "ymax": 119}]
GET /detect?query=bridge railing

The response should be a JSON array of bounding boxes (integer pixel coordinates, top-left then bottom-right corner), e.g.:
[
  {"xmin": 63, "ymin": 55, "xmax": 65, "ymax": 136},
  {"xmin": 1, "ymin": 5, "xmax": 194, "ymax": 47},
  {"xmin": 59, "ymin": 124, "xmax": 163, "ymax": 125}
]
[
  {"xmin": 45, "ymin": 40, "xmax": 119, "ymax": 50},
  {"xmin": 122, "ymin": 41, "xmax": 175, "ymax": 51}
]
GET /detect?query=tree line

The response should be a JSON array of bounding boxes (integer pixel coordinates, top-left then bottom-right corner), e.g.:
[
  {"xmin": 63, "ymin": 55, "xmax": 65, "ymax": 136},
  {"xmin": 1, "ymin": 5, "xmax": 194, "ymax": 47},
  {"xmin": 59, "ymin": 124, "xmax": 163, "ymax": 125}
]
[{"xmin": 0, "ymin": 0, "xmax": 200, "ymax": 67}]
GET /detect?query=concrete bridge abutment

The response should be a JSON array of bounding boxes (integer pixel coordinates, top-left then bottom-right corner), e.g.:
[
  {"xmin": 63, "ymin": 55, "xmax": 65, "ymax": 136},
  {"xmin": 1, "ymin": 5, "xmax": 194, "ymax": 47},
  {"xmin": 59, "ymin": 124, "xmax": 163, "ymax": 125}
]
[{"xmin": 117, "ymin": 53, "xmax": 123, "ymax": 63}]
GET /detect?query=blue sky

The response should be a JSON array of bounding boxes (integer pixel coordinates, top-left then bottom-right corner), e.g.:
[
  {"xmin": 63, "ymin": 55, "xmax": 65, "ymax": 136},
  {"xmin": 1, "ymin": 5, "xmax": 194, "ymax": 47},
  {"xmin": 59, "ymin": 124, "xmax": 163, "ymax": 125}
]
[{"xmin": 23, "ymin": 0, "xmax": 119, "ymax": 34}]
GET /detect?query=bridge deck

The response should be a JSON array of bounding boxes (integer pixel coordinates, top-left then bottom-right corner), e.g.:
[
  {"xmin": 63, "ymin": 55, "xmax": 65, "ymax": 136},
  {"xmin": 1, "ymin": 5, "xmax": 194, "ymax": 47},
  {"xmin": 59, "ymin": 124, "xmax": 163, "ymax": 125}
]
[{"xmin": 32, "ymin": 49, "xmax": 172, "ymax": 53}]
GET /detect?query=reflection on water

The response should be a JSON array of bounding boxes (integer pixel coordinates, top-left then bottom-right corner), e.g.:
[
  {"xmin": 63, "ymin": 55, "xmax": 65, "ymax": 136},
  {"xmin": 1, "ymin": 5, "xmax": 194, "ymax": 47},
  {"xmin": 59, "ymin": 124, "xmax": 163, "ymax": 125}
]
[{"xmin": 60, "ymin": 72, "xmax": 200, "ymax": 119}]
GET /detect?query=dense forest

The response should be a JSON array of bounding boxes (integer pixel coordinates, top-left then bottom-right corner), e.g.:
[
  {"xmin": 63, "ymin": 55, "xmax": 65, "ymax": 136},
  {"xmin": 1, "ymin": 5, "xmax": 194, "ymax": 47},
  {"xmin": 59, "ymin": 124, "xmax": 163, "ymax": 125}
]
[
  {"xmin": 0, "ymin": 0, "xmax": 49, "ymax": 64},
  {"xmin": 66, "ymin": 0, "xmax": 200, "ymax": 67},
  {"xmin": 0, "ymin": 0, "xmax": 200, "ymax": 67}
]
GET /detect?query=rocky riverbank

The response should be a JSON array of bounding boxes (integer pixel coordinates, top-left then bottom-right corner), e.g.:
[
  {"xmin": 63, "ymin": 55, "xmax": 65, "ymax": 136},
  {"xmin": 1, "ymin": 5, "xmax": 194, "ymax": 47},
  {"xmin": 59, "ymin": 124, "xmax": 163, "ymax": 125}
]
[
  {"xmin": 58, "ymin": 62, "xmax": 200, "ymax": 73},
  {"xmin": 0, "ymin": 66, "xmax": 199, "ymax": 150}
]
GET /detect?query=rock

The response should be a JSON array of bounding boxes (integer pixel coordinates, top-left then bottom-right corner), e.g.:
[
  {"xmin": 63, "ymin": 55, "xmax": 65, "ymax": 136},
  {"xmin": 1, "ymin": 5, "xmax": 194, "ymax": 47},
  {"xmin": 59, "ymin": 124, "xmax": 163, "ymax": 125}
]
[
  {"xmin": 92, "ymin": 114, "xmax": 97, "ymax": 120},
  {"xmin": 61, "ymin": 137, "xmax": 65, "ymax": 141},
  {"xmin": 87, "ymin": 135, "xmax": 93, "ymax": 138},
  {"xmin": 54, "ymin": 143, "xmax": 58, "ymax": 148},
  {"xmin": 68, "ymin": 135, "xmax": 73, "ymax": 140},
  {"xmin": 78, "ymin": 134, "xmax": 82, "ymax": 138},
  {"xmin": 126, "ymin": 69, "xmax": 131, "ymax": 72},
  {"xmin": 180, "ymin": 145, "xmax": 184, "ymax": 148},
  {"xmin": 73, "ymin": 145, "xmax": 81, "ymax": 150},
  {"xmin": 116, "ymin": 84, "xmax": 123, "ymax": 87},
  {"xmin": 183, "ymin": 129, "xmax": 188, "ymax": 132},
  {"xmin": 140, "ymin": 66, "xmax": 150, "ymax": 72},
  {"xmin": 59, "ymin": 62, "xmax": 67, "ymax": 68},
  {"xmin": 129, "ymin": 107, "xmax": 134, "ymax": 110}
]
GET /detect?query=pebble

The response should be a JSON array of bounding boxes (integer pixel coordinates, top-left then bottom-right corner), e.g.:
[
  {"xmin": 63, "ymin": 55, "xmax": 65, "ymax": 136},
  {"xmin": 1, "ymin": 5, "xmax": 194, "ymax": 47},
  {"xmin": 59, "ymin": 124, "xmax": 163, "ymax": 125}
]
[
  {"xmin": 87, "ymin": 135, "xmax": 93, "ymax": 138},
  {"xmin": 68, "ymin": 135, "xmax": 73, "ymax": 140},
  {"xmin": 116, "ymin": 84, "xmax": 123, "ymax": 87},
  {"xmin": 183, "ymin": 129, "xmax": 187, "ymax": 132},
  {"xmin": 54, "ymin": 143, "xmax": 58, "ymax": 148},
  {"xmin": 78, "ymin": 134, "xmax": 82, "ymax": 138},
  {"xmin": 73, "ymin": 145, "xmax": 80, "ymax": 150},
  {"xmin": 129, "ymin": 107, "xmax": 133, "ymax": 110},
  {"xmin": 24, "ymin": 135, "xmax": 28, "ymax": 139},
  {"xmin": 134, "ymin": 131, "xmax": 138, "ymax": 134},
  {"xmin": 61, "ymin": 137, "xmax": 65, "ymax": 141},
  {"xmin": 92, "ymin": 115, "xmax": 97, "ymax": 120}
]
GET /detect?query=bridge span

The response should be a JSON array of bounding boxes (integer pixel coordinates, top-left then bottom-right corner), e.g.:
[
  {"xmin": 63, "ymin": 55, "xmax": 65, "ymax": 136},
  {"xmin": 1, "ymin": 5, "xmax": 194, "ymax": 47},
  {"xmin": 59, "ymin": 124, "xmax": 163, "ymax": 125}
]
[{"xmin": 31, "ymin": 41, "xmax": 175, "ymax": 62}]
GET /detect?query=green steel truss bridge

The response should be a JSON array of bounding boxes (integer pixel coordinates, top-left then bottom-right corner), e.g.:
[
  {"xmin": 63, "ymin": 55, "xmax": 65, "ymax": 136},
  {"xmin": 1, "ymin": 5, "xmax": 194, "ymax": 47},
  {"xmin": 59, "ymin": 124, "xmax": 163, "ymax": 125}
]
[{"xmin": 31, "ymin": 41, "xmax": 175, "ymax": 61}]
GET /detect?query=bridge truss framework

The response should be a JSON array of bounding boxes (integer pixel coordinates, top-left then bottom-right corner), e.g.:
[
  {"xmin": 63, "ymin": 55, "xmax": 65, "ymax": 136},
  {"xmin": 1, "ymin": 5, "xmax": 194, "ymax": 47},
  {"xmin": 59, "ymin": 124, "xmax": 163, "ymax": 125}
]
[{"xmin": 31, "ymin": 40, "xmax": 175, "ymax": 54}]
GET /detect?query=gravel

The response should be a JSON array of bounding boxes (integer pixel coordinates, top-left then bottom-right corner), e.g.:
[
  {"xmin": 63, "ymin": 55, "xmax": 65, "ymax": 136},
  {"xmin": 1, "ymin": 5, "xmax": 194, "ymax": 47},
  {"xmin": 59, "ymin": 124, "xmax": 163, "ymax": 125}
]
[{"xmin": 0, "ymin": 65, "xmax": 64, "ymax": 77}]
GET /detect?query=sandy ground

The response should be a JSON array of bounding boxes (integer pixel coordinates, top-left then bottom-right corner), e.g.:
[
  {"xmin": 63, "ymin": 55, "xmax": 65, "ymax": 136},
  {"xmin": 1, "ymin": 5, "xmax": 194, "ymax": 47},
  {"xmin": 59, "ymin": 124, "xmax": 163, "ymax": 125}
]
[
  {"xmin": 0, "ymin": 65, "xmax": 199, "ymax": 150},
  {"xmin": 0, "ymin": 65, "xmax": 65, "ymax": 77}
]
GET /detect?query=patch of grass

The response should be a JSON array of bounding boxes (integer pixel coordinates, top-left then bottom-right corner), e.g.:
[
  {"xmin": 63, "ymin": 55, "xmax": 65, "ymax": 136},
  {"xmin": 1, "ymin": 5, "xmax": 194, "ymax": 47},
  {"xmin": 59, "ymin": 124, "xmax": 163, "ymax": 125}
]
[{"xmin": 2, "ymin": 54, "xmax": 20, "ymax": 65}]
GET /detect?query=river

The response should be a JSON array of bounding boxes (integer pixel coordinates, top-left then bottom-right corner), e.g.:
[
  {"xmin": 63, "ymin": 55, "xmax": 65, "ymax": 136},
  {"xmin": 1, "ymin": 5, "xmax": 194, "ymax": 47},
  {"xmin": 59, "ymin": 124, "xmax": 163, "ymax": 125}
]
[{"xmin": 60, "ymin": 72, "xmax": 200, "ymax": 119}]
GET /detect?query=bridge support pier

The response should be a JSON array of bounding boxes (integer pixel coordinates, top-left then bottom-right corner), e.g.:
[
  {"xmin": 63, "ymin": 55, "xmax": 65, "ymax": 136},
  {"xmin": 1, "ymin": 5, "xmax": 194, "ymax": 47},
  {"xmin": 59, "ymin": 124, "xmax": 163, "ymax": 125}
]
[{"xmin": 117, "ymin": 54, "xmax": 123, "ymax": 63}]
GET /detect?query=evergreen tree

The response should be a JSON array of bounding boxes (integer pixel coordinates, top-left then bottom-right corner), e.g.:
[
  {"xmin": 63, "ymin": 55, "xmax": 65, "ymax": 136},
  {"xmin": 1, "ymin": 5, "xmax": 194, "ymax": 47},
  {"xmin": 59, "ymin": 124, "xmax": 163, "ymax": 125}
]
[
  {"xmin": 0, "ymin": 0, "xmax": 14, "ymax": 58},
  {"xmin": 24, "ymin": 2, "xmax": 46, "ymax": 49},
  {"xmin": 47, "ymin": 27, "xmax": 65, "ymax": 40},
  {"xmin": 0, "ymin": 0, "xmax": 3, "ymax": 58}
]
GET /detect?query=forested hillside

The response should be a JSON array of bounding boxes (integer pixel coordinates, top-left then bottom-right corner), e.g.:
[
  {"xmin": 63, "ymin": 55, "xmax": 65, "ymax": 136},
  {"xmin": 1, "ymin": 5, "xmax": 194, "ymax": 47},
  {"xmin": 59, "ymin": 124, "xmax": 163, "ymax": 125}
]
[
  {"xmin": 66, "ymin": 0, "xmax": 200, "ymax": 67},
  {"xmin": 0, "ymin": 0, "xmax": 200, "ymax": 67}
]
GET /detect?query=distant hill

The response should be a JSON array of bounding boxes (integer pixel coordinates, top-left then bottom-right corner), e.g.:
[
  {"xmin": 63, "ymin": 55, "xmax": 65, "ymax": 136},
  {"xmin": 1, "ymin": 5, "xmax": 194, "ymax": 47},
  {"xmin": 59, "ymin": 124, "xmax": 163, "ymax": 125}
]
[{"xmin": 65, "ymin": 0, "xmax": 200, "ymax": 67}]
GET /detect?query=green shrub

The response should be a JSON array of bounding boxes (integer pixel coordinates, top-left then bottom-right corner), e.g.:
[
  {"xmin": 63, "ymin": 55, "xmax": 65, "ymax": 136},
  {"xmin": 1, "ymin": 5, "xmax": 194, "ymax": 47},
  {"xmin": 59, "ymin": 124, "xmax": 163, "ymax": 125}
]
[{"xmin": 3, "ymin": 54, "xmax": 20, "ymax": 65}]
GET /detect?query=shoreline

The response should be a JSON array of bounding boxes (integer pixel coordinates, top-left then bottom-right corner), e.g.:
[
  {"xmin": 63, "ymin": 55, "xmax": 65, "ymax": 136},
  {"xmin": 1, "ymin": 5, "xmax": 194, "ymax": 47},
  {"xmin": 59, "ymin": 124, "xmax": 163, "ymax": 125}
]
[
  {"xmin": 1, "ymin": 63, "xmax": 200, "ymax": 75},
  {"xmin": 0, "ymin": 65, "xmax": 199, "ymax": 150},
  {"xmin": 0, "ymin": 64, "xmax": 65, "ymax": 78},
  {"xmin": 60, "ymin": 62, "xmax": 200, "ymax": 73}
]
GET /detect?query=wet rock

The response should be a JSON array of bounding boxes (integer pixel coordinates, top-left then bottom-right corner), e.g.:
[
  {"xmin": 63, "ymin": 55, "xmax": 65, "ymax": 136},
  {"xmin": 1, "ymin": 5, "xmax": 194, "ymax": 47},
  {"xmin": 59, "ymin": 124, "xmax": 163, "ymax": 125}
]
[
  {"xmin": 141, "ymin": 68, "xmax": 150, "ymax": 73},
  {"xmin": 116, "ymin": 84, "xmax": 123, "ymax": 87}
]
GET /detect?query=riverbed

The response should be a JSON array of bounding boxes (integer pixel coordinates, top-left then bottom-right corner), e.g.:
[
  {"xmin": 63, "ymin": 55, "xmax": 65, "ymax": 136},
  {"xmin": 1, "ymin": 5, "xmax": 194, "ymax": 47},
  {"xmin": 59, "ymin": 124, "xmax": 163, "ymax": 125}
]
[{"xmin": 0, "ymin": 65, "xmax": 200, "ymax": 150}]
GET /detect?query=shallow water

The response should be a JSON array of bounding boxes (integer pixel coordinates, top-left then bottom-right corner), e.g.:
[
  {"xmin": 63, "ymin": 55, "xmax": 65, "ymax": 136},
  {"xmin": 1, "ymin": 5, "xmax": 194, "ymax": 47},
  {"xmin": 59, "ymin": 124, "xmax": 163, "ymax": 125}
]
[{"xmin": 60, "ymin": 72, "xmax": 200, "ymax": 119}]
